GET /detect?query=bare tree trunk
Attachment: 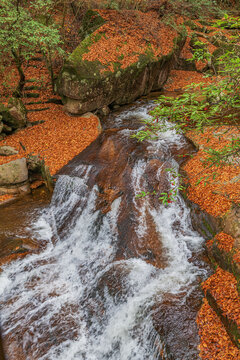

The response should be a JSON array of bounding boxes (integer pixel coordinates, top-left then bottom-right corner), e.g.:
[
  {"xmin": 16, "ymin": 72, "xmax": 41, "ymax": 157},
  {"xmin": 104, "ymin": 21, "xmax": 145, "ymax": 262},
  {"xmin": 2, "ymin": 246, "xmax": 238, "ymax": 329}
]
[
  {"xmin": 11, "ymin": 50, "xmax": 25, "ymax": 97},
  {"xmin": 42, "ymin": 49, "xmax": 56, "ymax": 94},
  {"xmin": 61, "ymin": 0, "xmax": 68, "ymax": 29}
]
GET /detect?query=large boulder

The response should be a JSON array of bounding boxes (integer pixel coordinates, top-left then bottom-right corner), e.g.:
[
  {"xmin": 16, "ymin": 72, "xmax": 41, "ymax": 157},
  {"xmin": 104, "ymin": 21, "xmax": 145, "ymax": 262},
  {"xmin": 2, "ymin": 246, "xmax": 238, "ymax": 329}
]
[
  {"xmin": 57, "ymin": 10, "xmax": 186, "ymax": 115},
  {"xmin": 0, "ymin": 97, "xmax": 27, "ymax": 129}
]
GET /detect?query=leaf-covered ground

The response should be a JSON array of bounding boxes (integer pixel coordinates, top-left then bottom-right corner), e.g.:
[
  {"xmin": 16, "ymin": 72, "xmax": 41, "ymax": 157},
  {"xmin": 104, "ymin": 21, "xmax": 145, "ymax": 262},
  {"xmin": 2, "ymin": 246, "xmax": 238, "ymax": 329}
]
[
  {"xmin": 0, "ymin": 7, "xmax": 239, "ymax": 359},
  {"xmin": 83, "ymin": 9, "xmax": 178, "ymax": 71},
  {"xmin": 0, "ymin": 56, "xmax": 100, "ymax": 204},
  {"xmin": 197, "ymin": 298, "xmax": 240, "ymax": 360}
]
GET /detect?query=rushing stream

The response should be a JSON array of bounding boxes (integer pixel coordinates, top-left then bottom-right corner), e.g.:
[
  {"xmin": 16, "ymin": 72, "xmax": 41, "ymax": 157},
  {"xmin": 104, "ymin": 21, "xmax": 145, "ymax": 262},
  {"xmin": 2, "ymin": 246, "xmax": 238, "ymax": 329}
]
[{"xmin": 0, "ymin": 98, "xmax": 210, "ymax": 359}]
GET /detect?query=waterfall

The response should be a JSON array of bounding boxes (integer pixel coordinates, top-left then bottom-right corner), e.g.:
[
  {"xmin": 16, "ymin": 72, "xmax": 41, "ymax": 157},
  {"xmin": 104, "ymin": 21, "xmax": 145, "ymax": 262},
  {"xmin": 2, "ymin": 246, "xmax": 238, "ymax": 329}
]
[{"xmin": 0, "ymin": 101, "xmax": 208, "ymax": 360}]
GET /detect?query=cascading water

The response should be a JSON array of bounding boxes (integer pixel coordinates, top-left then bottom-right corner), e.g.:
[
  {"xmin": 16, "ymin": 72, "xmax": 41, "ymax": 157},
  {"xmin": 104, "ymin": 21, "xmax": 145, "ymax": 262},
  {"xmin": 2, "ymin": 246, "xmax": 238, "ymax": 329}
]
[{"xmin": 0, "ymin": 100, "xmax": 209, "ymax": 360}]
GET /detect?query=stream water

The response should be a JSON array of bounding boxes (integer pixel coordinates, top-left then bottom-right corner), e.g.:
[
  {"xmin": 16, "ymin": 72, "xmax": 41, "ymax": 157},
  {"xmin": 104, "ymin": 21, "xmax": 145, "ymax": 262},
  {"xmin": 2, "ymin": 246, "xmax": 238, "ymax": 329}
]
[{"xmin": 0, "ymin": 97, "xmax": 210, "ymax": 360}]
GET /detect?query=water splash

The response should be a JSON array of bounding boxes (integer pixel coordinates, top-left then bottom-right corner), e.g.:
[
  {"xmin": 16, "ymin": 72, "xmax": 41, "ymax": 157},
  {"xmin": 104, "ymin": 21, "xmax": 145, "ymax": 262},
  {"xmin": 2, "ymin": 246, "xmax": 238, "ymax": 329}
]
[{"xmin": 0, "ymin": 102, "xmax": 207, "ymax": 360}]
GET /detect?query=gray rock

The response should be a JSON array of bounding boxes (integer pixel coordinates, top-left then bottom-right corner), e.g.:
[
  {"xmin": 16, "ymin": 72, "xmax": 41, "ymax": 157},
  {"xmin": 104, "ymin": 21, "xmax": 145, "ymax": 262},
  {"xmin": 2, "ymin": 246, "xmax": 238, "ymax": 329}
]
[
  {"xmin": 0, "ymin": 158, "xmax": 28, "ymax": 186},
  {"xmin": 0, "ymin": 146, "xmax": 18, "ymax": 156},
  {"xmin": 0, "ymin": 121, "xmax": 3, "ymax": 133}
]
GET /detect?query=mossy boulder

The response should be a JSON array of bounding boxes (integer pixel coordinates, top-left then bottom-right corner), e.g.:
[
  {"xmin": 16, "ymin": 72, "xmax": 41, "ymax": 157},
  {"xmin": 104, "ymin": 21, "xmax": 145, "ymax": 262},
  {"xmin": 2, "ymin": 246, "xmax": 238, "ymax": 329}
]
[
  {"xmin": 57, "ymin": 29, "xmax": 186, "ymax": 115},
  {"xmin": 0, "ymin": 98, "xmax": 27, "ymax": 129}
]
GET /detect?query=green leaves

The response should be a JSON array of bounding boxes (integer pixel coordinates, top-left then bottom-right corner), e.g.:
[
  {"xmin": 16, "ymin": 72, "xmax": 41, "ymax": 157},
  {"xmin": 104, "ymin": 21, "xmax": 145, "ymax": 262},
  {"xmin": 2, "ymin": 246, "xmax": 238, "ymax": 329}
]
[
  {"xmin": 214, "ymin": 14, "xmax": 240, "ymax": 29},
  {"xmin": 135, "ymin": 168, "xmax": 186, "ymax": 205},
  {"xmin": 133, "ymin": 28, "xmax": 240, "ymax": 193},
  {"xmin": 0, "ymin": 0, "xmax": 64, "ymax": 95}
]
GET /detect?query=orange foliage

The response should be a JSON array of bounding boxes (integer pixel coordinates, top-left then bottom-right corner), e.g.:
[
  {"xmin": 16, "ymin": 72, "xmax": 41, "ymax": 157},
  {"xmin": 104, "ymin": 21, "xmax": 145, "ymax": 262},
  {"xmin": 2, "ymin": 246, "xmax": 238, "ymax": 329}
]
[
  {"xmin": 0, "ymin": 194, "xmax": 15, "ymax": 203},
  {"xmin": 197, "ymin": 298, "xmax": 240, "ymax": 360},
  {"xmin": 0, "ymin": 53, "xmax": 99, "ymax": 177},
  {"xmin": 183, "ymin": 126, "xmax": 240, "ymax": 217},
  {"xmin": 82, "ymin": 10, "xmax": 177, "ymax": 71},
  {"xmin": 0, "ymin": 106, "xmax": 99, "ymax": 175},
  {"xmin": 202, "ymin": 267, "xmax": 240, "ymax": 326},
  {"xmin": 215, "ymin": 232, "xmax": 235, "ymax": 253},
  {"xmin": 164, "ymin": 70, "xmax": 214, "ymax": 91},
  {"xmin": 233, "ymin": 250, "xmax": 240, "ymax": 265}
]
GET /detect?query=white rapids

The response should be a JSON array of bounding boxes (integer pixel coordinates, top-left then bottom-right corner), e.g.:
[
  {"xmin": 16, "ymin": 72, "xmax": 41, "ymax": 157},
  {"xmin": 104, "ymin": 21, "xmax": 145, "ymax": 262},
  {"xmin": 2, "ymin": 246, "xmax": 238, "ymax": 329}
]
[{"xmin": 0, "ymin": 103, "xmax": 207, "ymax": 360}]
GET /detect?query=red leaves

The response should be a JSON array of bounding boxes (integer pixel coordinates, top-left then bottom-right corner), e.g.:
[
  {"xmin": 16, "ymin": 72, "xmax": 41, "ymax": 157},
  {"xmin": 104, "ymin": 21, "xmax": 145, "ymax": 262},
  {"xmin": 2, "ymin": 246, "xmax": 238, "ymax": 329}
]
[
  {"xmin": 164, "ymin": 70, "xmax": 214, "ymax": 92},
  {"xmin": 197, "ymin": 298, "xmax": 240, "ymax": 360},
  {"xmin": 0, "ymin": 107, "xmax": 100, "ymax": 175},
  {"xmin": 197, "ymin": 266, "xmax": 240, "ymax": 360},
  {"xmin": 83, "ymin": 9, "xmax": 177, "ymax": 71},
  {"xmin": 183, "ymin": 125, "xmax": 240, "ymax": 217},
  {"xmin": 215, "ymin": 232, "xmax": 235, "ymax": 253}
]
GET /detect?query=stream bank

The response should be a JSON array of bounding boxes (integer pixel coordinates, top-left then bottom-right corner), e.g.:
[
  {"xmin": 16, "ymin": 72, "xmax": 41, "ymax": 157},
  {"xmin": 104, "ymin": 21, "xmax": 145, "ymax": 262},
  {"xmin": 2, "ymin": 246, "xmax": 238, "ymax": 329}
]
[{"xmin": 181, "ymin": 128, "xmax": 240, "ymax": 359}]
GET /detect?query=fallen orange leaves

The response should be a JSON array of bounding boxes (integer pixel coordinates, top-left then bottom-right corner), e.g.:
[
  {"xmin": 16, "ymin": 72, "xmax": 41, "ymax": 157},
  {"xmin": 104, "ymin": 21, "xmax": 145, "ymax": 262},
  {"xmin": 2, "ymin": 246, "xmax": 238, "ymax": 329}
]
[
  {"xmin": 197, "ymin": 298, "xmax": 240, "ymax": 360},
  {"xmin": 82, "ymin": 10, "xmax": 178, "ymax": 70},
  {"xmin": 0, "ymin": 56, "xmax": 100, "ymax": 178},
  {"xmin": 0, "ymin": 106, "xmax": 99, "ymax": 175},
  {"xmin": 214, "ymin": 232, "xmax": 235, "ymax": 253},
  {"xmin": 0, "ymin": 194, "xmax": 14, "ymax": 203},
  {"xmin": 202, "ymin": 267, "xmax": 240, "ymax": 326},
  {"xmin": 183, "ymin": 126, "xmax": 240, "ymax": 217},
  {"xmin": 164, "ymin": 70, "xmax": 214, "ymax": 91}
]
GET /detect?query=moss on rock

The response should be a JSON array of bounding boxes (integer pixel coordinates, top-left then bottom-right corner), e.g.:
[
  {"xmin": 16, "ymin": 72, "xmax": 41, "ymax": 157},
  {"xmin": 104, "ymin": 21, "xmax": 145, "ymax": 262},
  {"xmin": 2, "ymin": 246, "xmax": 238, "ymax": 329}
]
[
  {"xmin": 57, "ymin": 19, "xmax": 186, "ymax": 115},
  {"xmin": 79, "ymin": 10, "xmax": 105, "ymax": 40}
]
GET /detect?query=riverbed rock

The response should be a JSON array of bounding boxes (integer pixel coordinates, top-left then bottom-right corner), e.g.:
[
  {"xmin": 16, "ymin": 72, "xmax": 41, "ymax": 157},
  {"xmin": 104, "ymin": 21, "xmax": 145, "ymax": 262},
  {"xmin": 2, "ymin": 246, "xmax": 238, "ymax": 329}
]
[
  {"xmin": 0, "ymin": 146, "xmax": 18, "ymax": 156},
  {"xmin": 0, "ymin": 97, "xmax": 27, "ymax": 129},
  {"xmin": 57, "ymin": 10, "xmax": 186, "ymax": 115},
  {"xmin": 0, "ymin": 158, "xmax": 30, "ymax": 195}
]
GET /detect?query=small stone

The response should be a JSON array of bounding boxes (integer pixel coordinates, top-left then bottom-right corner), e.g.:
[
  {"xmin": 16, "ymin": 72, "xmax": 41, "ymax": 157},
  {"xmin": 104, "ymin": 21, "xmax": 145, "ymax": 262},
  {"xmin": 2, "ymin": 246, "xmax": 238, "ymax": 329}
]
[
  {"xmin": 0, "ymin": 121, "xmax": 3, "ymax": 133},
  {"xmin": 99, "ymin": 105, "xmax": 110, "ymax": 116},
  {"xmin": 27, "ymin": 154, "xmax": 42, "ymax": 172},
  {"xmin": 0, "ymin": 146, "xmax": 18, "ymax": 156}
]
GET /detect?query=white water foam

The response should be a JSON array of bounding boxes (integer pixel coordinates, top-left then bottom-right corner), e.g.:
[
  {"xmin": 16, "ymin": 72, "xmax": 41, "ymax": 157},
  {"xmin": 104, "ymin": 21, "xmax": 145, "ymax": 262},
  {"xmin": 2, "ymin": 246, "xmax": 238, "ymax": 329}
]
[{"xmin": 0, "ymin": 105, "xmax": 207, "ymax": 360}]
